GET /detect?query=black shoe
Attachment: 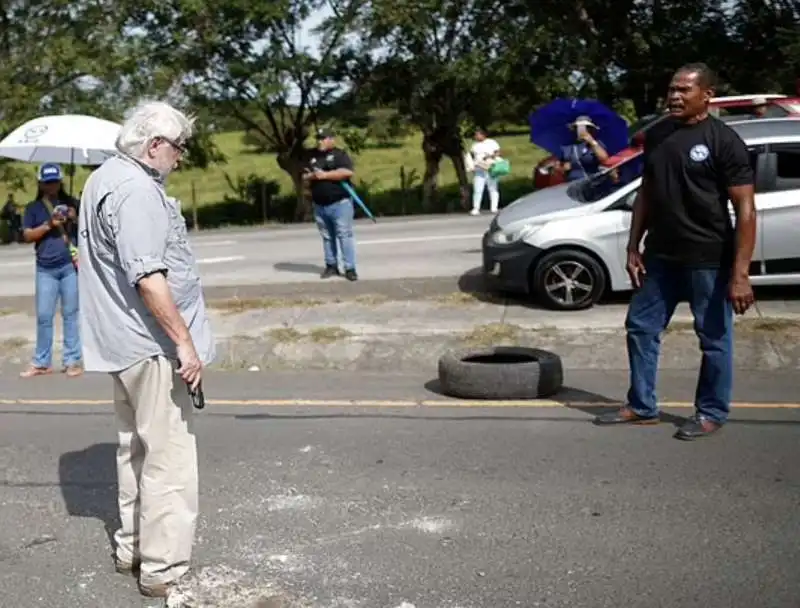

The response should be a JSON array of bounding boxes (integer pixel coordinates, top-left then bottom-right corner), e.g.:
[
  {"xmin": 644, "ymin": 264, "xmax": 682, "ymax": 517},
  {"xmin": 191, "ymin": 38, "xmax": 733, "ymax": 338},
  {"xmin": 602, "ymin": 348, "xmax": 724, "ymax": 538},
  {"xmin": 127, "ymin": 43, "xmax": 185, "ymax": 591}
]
[
  {"xmin": 321, "ymin": 265, "xmax": 339, "ymax": 279},
  {"xmin": 344, "ymin": 269, "xmax": 358, "ymax": 281},
  {"xmin": 593, "ymin": 405, "xmax": 660, "ymax": 426},
  {"xmin": 674, "ymin": 414, "xmax": 722, "ymax": 441}
]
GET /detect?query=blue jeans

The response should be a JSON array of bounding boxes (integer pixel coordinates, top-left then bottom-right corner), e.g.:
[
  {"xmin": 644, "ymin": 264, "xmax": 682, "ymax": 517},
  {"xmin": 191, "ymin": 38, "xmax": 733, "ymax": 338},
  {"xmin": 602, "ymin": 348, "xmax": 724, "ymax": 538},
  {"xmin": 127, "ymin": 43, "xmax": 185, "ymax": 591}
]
[
  {"xmin": 625, "ymin": 256, "xmax": 733, "ymax": 424},
  {"xmin": 33, "ymin": 263, "xmax": 81, "ymax": 368},
  {"xmin": 314, "ymin": 199, "xmax": 356, "ymax": 270}
]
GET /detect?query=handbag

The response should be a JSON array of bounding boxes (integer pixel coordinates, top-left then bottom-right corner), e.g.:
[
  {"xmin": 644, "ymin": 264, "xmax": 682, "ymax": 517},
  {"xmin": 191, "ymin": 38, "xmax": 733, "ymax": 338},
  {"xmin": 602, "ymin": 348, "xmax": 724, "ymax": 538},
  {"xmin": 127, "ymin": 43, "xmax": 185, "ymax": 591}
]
[
  {"xmin": 40, "ymin": 198, "xmax": 79, "ymax": 270},
  {"xmin": 489, "ymin": 157, "xmax": 511, "ymax": 178}
]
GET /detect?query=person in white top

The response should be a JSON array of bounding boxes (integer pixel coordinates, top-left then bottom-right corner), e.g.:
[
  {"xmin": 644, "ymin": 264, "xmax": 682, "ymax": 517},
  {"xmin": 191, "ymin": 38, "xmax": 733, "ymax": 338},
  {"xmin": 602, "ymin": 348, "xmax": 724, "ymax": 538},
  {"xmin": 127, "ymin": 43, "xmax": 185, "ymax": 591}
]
[{"xmin": 468, "ymin": 128, "xmax": 502, "ymax": 215}]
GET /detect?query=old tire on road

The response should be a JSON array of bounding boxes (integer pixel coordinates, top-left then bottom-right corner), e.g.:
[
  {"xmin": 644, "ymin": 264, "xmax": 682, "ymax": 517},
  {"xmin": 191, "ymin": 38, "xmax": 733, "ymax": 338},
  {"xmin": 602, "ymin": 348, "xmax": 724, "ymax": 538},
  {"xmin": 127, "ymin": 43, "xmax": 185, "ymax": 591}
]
[{"xmin": 437, "ymin": 346, "xmax": 564, "ymax": 400}]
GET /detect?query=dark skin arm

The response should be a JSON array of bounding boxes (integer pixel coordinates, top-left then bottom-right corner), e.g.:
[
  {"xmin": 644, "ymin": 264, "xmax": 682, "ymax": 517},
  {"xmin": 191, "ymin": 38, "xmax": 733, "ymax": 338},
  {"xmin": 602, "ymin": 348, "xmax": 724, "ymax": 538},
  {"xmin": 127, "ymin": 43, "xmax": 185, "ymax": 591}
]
[
  {"xmin": 625, "ymin": 181, "xmax": 650, "ymax": 288},
  {"xmin": 23, "ymin": 215, "xmax": 63, "ymax": 243},
  {"xmin": 727, "ymin": 184, "xmax": 756, "ymax": 315},
  {"xmin": 22, "ymin": 202, "xmax": 77, "ymax": 243}
]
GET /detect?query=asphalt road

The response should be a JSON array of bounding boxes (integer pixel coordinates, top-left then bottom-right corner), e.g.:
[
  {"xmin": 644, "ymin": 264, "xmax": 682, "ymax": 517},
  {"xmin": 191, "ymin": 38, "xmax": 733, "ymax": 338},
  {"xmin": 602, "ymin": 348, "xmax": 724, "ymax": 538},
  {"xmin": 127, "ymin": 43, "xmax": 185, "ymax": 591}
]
[
  {"xmin": 1, "ymin": 370, "xmax": 799, "ymax": 608},
  {"xmin": 0, "ymin": 214, "xmax": 492, "ymax": 299}
]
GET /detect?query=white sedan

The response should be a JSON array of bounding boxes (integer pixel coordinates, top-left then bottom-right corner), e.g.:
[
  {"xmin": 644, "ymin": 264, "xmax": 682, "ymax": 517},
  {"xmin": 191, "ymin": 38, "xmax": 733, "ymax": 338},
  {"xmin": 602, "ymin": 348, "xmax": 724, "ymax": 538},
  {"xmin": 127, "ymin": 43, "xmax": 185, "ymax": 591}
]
[{"xmin": 482, "ymin": 117, "xmax": 800, "ymax": 310}]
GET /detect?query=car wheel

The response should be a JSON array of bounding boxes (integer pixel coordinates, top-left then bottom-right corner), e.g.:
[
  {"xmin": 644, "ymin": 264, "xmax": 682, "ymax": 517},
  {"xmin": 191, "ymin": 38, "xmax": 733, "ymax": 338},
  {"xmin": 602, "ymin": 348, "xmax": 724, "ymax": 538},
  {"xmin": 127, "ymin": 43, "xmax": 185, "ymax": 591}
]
[{"xmin": 532, "ymin": 249, "xmax": 607, "ymax": 311}]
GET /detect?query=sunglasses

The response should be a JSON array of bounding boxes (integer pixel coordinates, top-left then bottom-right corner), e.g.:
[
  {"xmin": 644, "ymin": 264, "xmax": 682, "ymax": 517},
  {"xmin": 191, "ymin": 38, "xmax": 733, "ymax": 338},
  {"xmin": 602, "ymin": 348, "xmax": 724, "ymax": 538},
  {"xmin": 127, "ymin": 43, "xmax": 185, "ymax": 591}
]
[{"xmin": 161, "ymin": 137, "xmax": 187, "ymax": 153}]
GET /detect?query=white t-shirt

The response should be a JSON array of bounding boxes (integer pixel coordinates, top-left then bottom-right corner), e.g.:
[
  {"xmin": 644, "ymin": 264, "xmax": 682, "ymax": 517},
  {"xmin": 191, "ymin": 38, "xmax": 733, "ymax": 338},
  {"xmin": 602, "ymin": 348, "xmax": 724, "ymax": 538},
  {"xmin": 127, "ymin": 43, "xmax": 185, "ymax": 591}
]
[{"xmin": 470, "ymin": 138, "xmax": 500, "ymax": 169}]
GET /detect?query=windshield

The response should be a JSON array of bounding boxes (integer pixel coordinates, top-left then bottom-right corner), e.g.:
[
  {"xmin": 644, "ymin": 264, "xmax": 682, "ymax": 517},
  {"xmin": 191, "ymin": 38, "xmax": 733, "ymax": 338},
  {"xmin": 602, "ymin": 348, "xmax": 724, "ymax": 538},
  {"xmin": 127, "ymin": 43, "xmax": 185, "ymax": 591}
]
[{"xmin": 566, "ymin": 151, "xmax": 644, "ymax": 204}]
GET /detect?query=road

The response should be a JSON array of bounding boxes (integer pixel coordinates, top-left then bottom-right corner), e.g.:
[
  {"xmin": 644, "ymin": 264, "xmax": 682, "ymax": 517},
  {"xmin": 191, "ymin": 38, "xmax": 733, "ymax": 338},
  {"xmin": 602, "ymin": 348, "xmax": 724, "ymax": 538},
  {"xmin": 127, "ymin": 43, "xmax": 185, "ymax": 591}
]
[
  {"xmin": 0, "ymin": 214, "xmax": 492, "ymax": 299},
  {"xmin": 1, "ymin": 370, "xmax": 799, "ymax": 608}
]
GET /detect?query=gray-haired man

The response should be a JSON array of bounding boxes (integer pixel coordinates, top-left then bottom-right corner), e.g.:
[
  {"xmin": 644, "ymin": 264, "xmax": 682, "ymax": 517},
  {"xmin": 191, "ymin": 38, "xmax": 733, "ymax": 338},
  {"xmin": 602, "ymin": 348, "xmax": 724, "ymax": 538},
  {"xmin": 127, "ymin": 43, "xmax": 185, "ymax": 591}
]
[{"xmin": 78, "ymin": 100, "xmax": 215, "ymax": 599}]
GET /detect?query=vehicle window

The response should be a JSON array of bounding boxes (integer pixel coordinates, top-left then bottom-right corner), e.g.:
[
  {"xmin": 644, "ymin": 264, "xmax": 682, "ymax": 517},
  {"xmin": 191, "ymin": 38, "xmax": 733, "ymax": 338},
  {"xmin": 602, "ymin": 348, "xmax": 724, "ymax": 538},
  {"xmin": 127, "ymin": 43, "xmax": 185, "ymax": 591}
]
[
  {"xmin": 714, "ymin": 104, "xmax": 789, "ymax": 119},
  {"xmin": 621, "ymin": 188, "xmax": 638, "ymax": 209},
  {"xmin": 771, "ymin": 144, "xmax": 800, "ymax": 191},
  {"xmin": 566, "ymin": 152, "xmax": 644, "ymax": 204},
  {"xmin": 747, "ymin": 146, "xmax": 759, "ymax": 176},
  {"xmin": 764, "ymin": 105, "xmax": 791, "ymax": 118}
]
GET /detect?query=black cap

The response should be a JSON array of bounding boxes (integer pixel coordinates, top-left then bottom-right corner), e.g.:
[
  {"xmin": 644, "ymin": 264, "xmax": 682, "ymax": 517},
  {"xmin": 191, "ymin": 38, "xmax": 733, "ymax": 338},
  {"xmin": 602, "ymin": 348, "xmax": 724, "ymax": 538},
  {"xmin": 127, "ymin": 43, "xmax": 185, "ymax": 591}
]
[{"xmin": 316, "ymin": 127, "xmax": 335, "ymax": 140}]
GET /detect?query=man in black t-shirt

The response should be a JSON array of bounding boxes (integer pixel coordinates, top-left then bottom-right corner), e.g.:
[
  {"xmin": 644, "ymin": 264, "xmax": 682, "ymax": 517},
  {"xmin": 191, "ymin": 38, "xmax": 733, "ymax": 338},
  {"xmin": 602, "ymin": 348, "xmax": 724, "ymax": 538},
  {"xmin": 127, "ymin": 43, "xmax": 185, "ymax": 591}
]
[
  {"xmin": 595, "ymin": 63, "xmax": 757, "ymax": 440},
  {"xmin": 304, "ymin": 128, "xmax": 358, "ymax": 281}
]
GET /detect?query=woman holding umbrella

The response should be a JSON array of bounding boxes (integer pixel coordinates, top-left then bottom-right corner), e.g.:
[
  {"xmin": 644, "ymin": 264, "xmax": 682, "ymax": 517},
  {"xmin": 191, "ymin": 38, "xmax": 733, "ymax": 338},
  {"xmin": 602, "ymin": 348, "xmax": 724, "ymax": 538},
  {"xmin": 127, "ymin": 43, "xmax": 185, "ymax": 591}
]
[
  {"xmin": 556, "ymin": 116, "xmax": 610, "ymax": 182},
  {"xmin": 19, "ymin": 163, "xmax": 82, "ymax": 378}
]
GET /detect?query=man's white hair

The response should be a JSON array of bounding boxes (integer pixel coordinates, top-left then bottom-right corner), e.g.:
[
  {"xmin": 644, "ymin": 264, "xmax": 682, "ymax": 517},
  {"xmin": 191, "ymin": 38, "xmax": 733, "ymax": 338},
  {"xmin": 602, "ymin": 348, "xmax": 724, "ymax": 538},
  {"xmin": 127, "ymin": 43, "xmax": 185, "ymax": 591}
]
[{"xmin": 115, "ymin": 100, "xmax": 196, "ymax": 158}]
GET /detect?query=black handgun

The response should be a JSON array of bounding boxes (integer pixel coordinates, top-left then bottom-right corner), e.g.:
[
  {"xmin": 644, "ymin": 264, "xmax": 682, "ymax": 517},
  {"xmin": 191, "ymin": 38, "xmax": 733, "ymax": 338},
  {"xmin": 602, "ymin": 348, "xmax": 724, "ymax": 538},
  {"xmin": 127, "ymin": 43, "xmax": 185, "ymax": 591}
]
[
  {"xmin": 177, "ymin": 359, "xmax": 205, "ymax": 409},
  {"xmin": 188, "ymin": 382, "xmax": 205, "ymax": 410}
]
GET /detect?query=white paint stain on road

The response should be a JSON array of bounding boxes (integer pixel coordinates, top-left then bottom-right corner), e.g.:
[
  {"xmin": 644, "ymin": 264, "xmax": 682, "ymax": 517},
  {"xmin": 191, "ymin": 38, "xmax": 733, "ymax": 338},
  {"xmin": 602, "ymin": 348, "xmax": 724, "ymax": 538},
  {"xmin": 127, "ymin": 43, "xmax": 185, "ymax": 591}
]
[
  {"xmin": 264, "ymin": 493, "xmax": 321, "ymax": 512},
  {"xmin": 164, "ymin": 564, "xmax": 299, "ymax": 607},
  {"xmin": 400, "ymin": 516, "xmax": 455, "ymax": 534}
]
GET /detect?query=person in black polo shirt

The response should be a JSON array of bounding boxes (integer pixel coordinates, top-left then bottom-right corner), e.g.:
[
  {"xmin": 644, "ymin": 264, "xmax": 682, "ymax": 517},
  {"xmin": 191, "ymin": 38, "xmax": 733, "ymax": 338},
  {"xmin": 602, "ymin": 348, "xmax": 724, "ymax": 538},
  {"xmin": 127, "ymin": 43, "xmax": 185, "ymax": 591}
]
[
  {"xmin": 595, "ymin": 63, "xmax": 756, "ymax": 440},
  {"xmin": 304, "ymin": 128, "xmax": 358, "ymax": 281}
]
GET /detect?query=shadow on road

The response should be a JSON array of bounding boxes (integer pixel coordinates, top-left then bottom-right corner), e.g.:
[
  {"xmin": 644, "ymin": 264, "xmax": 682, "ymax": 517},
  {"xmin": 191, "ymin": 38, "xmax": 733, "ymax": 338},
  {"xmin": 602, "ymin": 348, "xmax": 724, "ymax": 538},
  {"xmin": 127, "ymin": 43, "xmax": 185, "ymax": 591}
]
[
  {"xmin": 273, "ymin": 261, "xmax": 326, "ymax": 275},
  {"xmin": 58, "ymin": 443, "xmax": 119, "ymax": 554},
  {"xmin": 424, "ymin": 377, "xmax": 687, "ymax": 428},
  {"xmin": 457, "ymin": 267, "xmax": 506, "ymax": 305}
]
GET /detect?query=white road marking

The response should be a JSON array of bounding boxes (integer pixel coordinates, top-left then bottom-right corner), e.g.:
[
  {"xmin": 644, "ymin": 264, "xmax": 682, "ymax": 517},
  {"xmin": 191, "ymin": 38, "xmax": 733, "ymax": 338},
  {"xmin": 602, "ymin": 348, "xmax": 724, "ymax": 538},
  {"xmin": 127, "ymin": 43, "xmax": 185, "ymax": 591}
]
[
  {"xmin": 358, "ymin": 234, "xmax": 480, "ymax": 246},
  {"xmin": 197, "ymin": 255, "xmax": 246, "ymax": 265},
  {"xmin": 193, "ymin": 239, "xmax": 236, "ymax": 247},
  {"xmin": 1, "ymin": 253, "xmax": 245, "ymax": 269}
]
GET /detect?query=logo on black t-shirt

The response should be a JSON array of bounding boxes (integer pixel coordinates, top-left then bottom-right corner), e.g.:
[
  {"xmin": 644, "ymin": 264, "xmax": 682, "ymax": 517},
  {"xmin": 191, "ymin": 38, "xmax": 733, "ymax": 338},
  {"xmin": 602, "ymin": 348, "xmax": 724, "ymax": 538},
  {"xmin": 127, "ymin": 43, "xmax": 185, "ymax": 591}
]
[{"xmin": 689, "ymin": 144, "xmax": 709, "ymax": 162}]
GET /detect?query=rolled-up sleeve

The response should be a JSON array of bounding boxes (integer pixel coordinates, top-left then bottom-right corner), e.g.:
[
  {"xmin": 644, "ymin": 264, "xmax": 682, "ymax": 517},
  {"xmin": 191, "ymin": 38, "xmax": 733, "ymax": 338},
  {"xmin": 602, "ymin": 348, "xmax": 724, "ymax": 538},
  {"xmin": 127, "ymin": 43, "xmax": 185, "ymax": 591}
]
[{"xmin": 112, "ymin": 183, "xmax": 169, "ymax": 286}]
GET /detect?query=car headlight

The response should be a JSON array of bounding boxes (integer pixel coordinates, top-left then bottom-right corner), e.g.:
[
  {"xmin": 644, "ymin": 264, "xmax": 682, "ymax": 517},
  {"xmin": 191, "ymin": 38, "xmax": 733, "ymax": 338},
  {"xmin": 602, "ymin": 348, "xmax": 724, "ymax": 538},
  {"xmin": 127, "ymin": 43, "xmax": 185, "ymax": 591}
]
[{"xmin": 490, "ymin": 224, "xmax": 544, "ymax": 245}]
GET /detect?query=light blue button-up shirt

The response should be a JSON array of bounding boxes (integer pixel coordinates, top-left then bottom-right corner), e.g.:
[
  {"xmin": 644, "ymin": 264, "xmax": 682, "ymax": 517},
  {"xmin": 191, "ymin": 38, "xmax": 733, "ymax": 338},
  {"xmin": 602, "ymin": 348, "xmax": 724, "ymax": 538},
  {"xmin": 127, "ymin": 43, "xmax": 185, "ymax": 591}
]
[{"xmin": 77, "ymin": 154, "xmax": 215, "ymax": 373}]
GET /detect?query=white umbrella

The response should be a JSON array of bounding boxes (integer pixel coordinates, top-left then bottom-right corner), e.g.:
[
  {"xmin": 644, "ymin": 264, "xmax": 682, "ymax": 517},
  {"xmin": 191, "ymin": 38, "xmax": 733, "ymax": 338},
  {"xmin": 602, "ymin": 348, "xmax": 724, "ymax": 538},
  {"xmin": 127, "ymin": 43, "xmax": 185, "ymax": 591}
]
[{"xmin": 0, "ymin": 114, "xmax": 121, "ymax": 166}]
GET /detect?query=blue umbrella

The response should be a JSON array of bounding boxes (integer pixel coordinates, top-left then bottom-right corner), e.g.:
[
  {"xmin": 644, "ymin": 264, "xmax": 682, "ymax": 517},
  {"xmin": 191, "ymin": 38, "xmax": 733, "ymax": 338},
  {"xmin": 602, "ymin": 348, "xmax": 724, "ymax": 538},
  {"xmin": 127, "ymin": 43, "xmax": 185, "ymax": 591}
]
[{"xmin": 529, "ymin": 98, "xmax": 629, "ymax": 157}]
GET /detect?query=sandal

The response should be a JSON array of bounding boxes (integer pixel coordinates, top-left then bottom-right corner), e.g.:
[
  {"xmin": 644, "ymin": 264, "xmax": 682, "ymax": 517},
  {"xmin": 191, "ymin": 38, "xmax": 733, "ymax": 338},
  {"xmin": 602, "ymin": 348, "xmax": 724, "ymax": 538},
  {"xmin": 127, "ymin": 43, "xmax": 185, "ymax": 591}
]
[{"xmin": 19, "ymin": 365, "xmax": 53, "ymax": 378}]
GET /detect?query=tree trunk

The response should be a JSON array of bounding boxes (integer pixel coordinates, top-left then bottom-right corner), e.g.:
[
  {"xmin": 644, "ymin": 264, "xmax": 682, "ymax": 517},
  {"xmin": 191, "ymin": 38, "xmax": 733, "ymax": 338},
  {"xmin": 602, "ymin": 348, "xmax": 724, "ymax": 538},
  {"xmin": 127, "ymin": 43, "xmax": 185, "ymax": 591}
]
[
  {"xmin": 421, "ymin": 133, "xmax": 443, "ymax": 212},
  {"xmin": 448, "ymin": 148, "xmax": 470, "ymax": 210},
  {"xmin": 277, "ymin": 151, "xmax": 312, "ymax": 222},
  {"xmin": 293, "ymin": 172, "xmax": 310, "ymax": 222}
]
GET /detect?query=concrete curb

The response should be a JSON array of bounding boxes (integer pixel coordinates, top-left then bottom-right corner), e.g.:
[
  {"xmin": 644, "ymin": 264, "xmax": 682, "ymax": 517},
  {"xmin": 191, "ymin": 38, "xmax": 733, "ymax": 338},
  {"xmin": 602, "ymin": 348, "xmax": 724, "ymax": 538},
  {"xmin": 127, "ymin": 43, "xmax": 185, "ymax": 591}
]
[
  {"xmin": 208, "ymin": 326, "xmax": 796, "ymax": 372},
  {"xmin": 2, "ymin": 300, "xmax": 799, "ymax": 373}
]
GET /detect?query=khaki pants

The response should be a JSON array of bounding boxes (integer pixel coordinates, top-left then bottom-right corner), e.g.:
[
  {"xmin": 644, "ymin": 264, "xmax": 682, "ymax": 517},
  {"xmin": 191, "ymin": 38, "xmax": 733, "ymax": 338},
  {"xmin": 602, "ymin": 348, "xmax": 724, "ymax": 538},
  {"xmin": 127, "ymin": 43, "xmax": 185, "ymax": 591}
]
[{"xmin": 111, "ymin": 355, "xmax": 198, "ymax": 586}]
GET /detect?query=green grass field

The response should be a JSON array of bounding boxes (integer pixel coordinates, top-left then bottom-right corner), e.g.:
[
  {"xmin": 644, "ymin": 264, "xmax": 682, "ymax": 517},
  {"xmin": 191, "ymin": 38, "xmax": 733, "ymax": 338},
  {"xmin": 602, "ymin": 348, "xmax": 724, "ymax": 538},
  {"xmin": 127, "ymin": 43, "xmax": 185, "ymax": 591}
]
[{"xmin": 1, "ymin": 129, "xmax": 546, "ymax": 225}]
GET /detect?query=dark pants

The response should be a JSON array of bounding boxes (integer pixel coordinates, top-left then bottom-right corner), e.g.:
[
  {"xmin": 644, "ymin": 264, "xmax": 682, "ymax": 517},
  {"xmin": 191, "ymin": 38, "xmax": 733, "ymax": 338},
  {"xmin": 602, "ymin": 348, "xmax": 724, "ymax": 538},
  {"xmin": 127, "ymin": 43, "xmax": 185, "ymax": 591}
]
[{"xmin": 625, "ymin": 256, "xmax": 733, "ymax": 424}]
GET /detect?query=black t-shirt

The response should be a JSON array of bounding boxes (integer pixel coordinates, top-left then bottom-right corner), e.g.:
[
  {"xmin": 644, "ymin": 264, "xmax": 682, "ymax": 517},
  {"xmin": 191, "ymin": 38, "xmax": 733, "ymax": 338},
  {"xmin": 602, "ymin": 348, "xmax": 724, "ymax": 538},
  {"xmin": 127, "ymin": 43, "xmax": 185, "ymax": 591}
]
[
  {"xmin": 307, "ymin": 147, "xmax": 354, "ymax": 205},
  {"xmin": 642, "ymin": 115, "xmax": 754, "ymax": 266}
]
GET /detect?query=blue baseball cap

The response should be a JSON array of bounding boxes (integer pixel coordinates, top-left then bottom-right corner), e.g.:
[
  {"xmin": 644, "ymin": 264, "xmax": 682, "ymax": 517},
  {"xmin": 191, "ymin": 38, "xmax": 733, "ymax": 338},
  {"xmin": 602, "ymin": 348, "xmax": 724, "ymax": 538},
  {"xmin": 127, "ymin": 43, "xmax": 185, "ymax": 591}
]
[{"xmin": 38, "ymin": 163, "xmax": 63, "ymax": 183}]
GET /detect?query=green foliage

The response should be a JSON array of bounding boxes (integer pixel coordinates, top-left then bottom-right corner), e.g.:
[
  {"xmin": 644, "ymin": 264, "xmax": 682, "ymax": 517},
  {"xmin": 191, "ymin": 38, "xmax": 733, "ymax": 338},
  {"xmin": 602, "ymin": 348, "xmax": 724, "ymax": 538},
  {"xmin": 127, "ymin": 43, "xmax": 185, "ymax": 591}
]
[
  {"xmin": 612, "ymin": 99, "xmax": 639, "ymax": 125},
  {"xmin": 121, "ymin": 0, "xmax": 363, "ymax": 209},
  {"xmin": 0, "ymin": 0, "xmax": 123, "ymax": 189},
  {"xmin": 222, "ymin": 173, "xmax": 283, "ymax": 223},
  {"xmin": 0, "ymin": 0, "xmax": 797, "ymax": 225},
  {"xmin": 339, "ymin": 127, "xmax": 369, "ymax": 155}
]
